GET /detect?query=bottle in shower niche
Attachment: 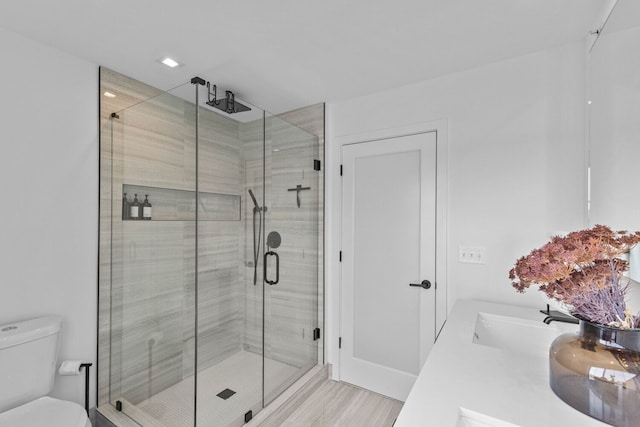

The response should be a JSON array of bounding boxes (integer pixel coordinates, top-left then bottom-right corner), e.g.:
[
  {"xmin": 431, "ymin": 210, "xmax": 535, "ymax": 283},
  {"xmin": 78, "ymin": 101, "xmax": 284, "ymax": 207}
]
[
  {"xmin": 122, "ymin": 193, "xmax": 130, "ymax": 220},
  {"xmin": 130, "ymin": 194, "xmax": 140, "ymax": 220},
  {"xmin": 142, "ymin": 195, "xmax": 152, "ymax": 220}
]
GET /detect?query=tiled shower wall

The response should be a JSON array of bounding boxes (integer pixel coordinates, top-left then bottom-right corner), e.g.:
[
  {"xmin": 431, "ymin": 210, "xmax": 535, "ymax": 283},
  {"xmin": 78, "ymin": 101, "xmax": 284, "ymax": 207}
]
[
  {"xmin": 98, "ymin": 68, "xmax": 324, "ymax": 408},
  {"xmin": 274, "ymin": 105, "xmax": 325, "ymax": 370},
  {"xmin": 240, "ymin": 116, "xmax": 322, "ymax": 377},
  {"xmin": 100, "ymin": 69, "xmax": 245, "ymax": 404}
]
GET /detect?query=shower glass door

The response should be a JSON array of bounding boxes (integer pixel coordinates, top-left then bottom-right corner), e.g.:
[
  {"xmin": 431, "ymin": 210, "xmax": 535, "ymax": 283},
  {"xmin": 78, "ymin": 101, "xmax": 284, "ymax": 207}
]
[
  {"xmin": 262, "ymin": 115, "xmax": 320, "ymax": 404},
  {"xmin": 109, "ymin": 83, "xmax": 197, "ymax": 427}
]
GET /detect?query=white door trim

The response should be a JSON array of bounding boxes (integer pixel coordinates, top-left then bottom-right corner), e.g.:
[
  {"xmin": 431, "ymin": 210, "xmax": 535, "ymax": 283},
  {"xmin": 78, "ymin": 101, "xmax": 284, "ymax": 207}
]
[{"xmin": 329, "ymin": 119, "xmax": 448, "ymax": 382}]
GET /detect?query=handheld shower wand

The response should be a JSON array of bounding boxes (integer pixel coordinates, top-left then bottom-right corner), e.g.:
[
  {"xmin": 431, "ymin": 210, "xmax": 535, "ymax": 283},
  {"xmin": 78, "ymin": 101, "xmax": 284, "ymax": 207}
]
[
  {"xmin": 248, "ymin": 189, "xmax": 262, "ymax": 285},
  {"xmin": 248, "ymin": 189, "xmax": 259, "ymax": 211}
]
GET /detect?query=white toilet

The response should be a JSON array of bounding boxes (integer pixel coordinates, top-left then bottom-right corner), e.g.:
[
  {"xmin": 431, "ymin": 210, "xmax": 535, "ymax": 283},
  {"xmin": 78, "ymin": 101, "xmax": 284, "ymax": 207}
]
[{"xmin": 0, "ymin": 316, "xmax": 92, "ymax": 427}]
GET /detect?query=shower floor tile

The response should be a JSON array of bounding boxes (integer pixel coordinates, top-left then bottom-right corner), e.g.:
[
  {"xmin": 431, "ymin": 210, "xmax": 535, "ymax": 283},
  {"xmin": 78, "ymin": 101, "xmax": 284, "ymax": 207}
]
[{"xmin": 134, "ymin": 350, "xmax": 298, "ymax": 427}]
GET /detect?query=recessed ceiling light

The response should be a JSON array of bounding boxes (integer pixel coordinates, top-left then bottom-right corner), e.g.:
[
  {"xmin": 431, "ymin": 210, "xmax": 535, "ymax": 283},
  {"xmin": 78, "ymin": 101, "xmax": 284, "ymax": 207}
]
[
  {"xmin": 161, "ymin": 57, "xmax": 180, "ymax": 68},
  {"xmin": 104, "ymin": 91, "xmax": 116, "ymax": 98}
]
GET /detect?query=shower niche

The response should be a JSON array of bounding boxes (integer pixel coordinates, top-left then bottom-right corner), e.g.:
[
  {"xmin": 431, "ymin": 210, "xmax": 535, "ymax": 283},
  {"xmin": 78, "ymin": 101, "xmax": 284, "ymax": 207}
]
[
  {"xmin": 98, "ymin": 68, "xmax": 324, "ymax": 427},
  {"xmin": 121, "ymin": 184, "xmax": 241, "ymax": 221}
]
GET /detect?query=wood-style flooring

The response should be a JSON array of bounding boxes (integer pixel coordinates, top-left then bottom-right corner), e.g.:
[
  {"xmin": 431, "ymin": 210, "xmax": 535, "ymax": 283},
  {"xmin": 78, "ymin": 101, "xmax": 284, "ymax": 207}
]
[
  {"xmin": 258, "ymin": 380, "xmax": 403, "ymax": 427},
  {"xmin": 98, "ymin": 374, "xmax": 403, "ymax": 427}
]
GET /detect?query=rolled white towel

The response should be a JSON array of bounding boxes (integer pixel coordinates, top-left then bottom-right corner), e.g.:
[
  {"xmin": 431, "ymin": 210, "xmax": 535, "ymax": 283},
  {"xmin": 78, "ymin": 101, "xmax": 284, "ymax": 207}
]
[{"xmin": 58, "ymin": 360, "xmax": 82, "ymax": 376}]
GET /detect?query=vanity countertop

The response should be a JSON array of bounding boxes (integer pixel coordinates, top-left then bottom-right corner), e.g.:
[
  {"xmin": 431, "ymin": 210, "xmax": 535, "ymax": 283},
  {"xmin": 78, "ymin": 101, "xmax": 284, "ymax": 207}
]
[{"xmin": 394, "ymin": 299, "xmax": 606, "ymax": 426}]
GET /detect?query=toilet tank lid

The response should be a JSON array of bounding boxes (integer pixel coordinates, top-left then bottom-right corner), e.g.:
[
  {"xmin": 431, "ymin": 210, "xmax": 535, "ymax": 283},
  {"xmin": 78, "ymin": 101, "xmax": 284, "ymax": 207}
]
[{"xmin": 0, "ymin": 316, "xmax": 62, "ymax": 350}]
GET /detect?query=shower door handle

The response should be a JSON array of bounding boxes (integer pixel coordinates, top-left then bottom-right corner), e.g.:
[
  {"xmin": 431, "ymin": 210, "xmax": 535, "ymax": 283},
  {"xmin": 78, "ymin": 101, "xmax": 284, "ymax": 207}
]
[{"xmin": 264, "ymin": 251, "xmax": 280, "ymax": 285}]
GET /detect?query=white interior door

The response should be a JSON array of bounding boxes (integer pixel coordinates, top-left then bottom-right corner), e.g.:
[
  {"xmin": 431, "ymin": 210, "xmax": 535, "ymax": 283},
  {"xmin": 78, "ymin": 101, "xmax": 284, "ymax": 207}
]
[{"xmin": 340, "ymin": 132, "xmax": 437, "ymax": 401}]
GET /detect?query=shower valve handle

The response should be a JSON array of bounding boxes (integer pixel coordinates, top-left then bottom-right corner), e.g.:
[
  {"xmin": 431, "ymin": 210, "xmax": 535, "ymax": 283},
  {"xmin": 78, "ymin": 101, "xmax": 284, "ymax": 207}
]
[{"xmin": 264, "ymin": 251, "xmax": 280, "ymax": 285}]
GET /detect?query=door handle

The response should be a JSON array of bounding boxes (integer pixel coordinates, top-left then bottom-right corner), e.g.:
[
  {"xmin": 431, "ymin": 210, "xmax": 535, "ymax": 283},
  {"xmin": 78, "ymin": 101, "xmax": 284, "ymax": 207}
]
[
  {"xmin": 264, "ymin": 251, "xmax": 280, "ymax": 285},
  {"xmin": 409, "ymin": 280, "xmax": 431, "ymax": 290}
]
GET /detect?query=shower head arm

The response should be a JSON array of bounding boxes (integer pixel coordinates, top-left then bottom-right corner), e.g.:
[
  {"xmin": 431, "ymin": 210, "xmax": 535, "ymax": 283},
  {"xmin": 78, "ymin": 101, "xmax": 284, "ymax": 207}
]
[
  {"xmin": 226, "ymin": 91, "xmax": 235, "ymax": 114},
  {"xmin": 207, "ymin": 82, "xmax": 221, "ymax": 106}
]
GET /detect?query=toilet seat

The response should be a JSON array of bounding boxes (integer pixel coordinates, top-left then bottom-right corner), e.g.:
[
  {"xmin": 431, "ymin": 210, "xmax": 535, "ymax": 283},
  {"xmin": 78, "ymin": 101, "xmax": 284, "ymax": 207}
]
[{"xmin": 0, "ymin": 396, "xmax": 91, "ymax": 427}]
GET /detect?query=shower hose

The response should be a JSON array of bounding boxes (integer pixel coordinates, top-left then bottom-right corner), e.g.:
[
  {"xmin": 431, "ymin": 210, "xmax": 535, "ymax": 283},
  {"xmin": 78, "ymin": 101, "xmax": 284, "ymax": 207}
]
[{"xmin": 252, "ymin": 207, "xmax": 262, "ymax": 285}]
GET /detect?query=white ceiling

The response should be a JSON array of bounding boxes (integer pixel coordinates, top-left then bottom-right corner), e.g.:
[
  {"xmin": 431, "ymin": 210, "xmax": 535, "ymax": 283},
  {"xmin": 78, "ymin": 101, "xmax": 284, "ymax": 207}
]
[
  {"xmin": 0, "ymin": 0, "xmax": 609, "ymax": 113},
  {"xmin": 600, "ymin": 0, "xmax": 640, "ymax": 35}
]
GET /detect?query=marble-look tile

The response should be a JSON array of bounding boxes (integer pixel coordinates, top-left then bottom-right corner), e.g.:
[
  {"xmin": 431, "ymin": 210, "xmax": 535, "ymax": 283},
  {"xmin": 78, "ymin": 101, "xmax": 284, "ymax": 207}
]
[
  {"xmin": 241, "ymin": 113, "xmax": 323, "ymax": 371},
  {"xmin": 100, "ymin": 69, "xmax": 248, "ymax": 406}
]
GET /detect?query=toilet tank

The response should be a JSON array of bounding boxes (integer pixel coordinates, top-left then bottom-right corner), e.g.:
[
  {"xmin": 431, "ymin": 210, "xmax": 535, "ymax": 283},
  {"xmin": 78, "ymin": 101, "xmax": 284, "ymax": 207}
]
[{"xmin": 0, "ymin": 316, "xmax": 62, "ymax": 413}]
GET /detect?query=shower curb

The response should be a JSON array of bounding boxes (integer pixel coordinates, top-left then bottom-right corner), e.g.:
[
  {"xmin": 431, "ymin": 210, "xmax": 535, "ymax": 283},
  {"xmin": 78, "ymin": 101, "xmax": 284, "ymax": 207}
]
[{"xmin": 248, "ymin": 364, "xmax": 330, "ymax": 427}]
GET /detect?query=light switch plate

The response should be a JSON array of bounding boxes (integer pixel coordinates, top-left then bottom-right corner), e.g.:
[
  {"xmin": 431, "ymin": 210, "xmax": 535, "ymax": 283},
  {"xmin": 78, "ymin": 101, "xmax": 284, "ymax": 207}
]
[{"xmin": 459, "ymin": 246, "xmax": 486, "ymax": 264}]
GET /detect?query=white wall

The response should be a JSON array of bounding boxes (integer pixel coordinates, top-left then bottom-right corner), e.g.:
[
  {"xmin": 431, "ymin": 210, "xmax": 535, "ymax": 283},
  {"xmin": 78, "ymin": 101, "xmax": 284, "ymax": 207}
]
[
  {"xmin": 326, "ymin": 41, "xmax": 587, "ymax": 370},
  {"xmin": 0, "ymin": 27, "xmax": 98, "ymax": 408}
]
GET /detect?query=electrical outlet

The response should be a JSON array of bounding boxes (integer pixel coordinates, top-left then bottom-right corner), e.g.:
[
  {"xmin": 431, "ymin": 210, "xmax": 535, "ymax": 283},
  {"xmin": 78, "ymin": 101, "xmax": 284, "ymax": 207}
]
[{"xmin": 459, "ymin": 246, "xmax": 486, "ymax": 264}]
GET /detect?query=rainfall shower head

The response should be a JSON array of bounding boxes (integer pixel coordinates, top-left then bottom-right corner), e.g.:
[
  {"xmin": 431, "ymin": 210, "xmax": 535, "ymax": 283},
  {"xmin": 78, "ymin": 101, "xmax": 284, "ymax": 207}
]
[
  {"xmin": 208, "ymin": 94, "xmax": 251, "ymax": 114},
  {"xmin": 206, "ymin": 83, "xmax": 251, "ymax": 114}
]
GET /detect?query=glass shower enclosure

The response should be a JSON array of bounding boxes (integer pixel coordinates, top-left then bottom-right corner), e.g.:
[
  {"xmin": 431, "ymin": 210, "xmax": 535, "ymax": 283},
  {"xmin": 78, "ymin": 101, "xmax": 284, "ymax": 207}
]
[{"xmin": 101, "ymin": 75, "xmax": 321, "ymax": 427}]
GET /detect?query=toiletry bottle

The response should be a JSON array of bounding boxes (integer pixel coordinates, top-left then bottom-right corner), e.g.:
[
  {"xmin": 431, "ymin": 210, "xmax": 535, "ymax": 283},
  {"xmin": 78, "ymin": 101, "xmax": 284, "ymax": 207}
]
[
  {"xmin": 122, "ymin": 193, "xmax": 130, "ymax": 220},
  {"xmin": 130, "ymin": 194, "xmax": 140, "ymax": 220},
  {"xmin": 142, "ymin": 195, "xmax": 152, "ymax": 220}
]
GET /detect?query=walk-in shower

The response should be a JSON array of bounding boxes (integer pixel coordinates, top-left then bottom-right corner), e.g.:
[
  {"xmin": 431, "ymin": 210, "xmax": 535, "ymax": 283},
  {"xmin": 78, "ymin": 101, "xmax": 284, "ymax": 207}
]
[{"xmin": 98, "ymin": 68, "xmax": 323, "ymax": 427}]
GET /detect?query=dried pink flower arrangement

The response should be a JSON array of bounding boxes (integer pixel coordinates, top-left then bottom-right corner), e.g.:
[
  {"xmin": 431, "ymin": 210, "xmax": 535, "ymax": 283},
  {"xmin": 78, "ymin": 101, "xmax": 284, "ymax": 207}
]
[{"xmin": 509, "ymin": 225, "xmax": 640, "ymax": 329}]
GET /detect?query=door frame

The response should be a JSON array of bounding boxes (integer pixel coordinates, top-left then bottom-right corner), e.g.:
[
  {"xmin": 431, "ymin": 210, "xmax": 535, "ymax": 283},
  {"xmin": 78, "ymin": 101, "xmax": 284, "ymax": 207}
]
[{"xmin": 328, "ymin": 120, "xmax": 448, "ymax": 382}]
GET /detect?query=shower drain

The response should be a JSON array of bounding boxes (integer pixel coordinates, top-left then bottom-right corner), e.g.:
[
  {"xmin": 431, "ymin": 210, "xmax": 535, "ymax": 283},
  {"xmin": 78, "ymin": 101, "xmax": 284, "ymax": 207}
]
[{"xmin": 216, "ymin": 388, "xmax": 236, "ymax": 400}]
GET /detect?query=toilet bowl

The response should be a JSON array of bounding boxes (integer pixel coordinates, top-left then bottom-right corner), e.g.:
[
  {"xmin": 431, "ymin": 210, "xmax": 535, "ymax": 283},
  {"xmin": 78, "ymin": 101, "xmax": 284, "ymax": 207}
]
[
  {"xmin": 0, "ymin": 316, "xmax": 92, "ymax": 427},
  {"xmin": 0, "ymin": 396, "xmax": 91, "ymax": 427}
]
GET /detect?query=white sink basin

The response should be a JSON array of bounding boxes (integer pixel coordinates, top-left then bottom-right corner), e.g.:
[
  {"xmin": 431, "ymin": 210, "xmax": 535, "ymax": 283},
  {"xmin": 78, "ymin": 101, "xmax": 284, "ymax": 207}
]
[
  {"xmin": 457, "ymin": 407, "xmax": 521, "ymax": 427},
  {"xmin": 473, "ymin": 312, "xmax": 560, "ymax": 355}
]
